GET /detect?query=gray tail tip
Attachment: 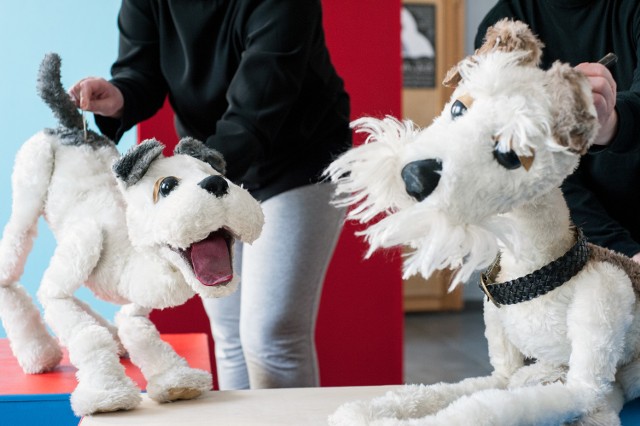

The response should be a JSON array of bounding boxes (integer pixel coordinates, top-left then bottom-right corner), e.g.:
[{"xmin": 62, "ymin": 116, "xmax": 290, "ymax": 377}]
[
  {"xmin": 36, "ymin": 52, "xmax": 84, "ymax": 130},
  {"xmin": 37, "ymin": 53, "xmax": 62, "ymax": 92}
]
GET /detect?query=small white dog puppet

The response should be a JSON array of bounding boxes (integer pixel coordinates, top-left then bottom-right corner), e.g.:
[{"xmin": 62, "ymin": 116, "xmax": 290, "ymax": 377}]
[
  {"xmin": 0, "ymin": 53, "xmax": 263, "ymax": 416},
  {"xmin": 325, "ymin": 20, "xmax": 640, "ymax": 426}
]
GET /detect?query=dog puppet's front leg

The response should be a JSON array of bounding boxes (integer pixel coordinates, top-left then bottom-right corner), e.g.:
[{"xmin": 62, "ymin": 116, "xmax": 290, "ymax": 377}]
[
  {"xmin": 37, "ymin": 227, "xmax": 141, "ymax": 416},
  {"xmin": 116, "ymin": 303, "xmax": 212, "ymax": 402}
]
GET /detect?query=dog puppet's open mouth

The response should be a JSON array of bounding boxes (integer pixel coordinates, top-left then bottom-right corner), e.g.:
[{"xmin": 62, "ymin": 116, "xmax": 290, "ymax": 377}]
[{"xmin": 177, "ymin": 229, "xmax": 234, "ymax": 287}]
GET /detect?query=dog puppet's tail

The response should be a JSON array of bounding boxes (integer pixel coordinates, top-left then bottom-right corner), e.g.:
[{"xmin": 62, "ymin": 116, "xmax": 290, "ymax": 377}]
[
  {"xmin": 37, "ymin": 52, "xmax": 84, "ymax": 131},
  {"xmin": 0, "ymin": 59, "xmax": 65, "ymax": 373}
]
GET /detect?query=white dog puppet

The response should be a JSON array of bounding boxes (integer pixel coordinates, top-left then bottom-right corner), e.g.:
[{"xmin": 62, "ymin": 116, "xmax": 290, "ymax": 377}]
[
  {"xmin": 325, "ymin": 20, "xmax": 640, "ymax": 426},
  {"xmin": 0, "ymin": 53, "xmax": 264, "ymax": 416}
]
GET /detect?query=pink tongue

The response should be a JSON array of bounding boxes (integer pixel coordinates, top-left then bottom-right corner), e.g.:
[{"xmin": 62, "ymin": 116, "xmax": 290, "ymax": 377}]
[{"xmin": 190, "ymin": 233, "xmax": 233, "ymax": 286}]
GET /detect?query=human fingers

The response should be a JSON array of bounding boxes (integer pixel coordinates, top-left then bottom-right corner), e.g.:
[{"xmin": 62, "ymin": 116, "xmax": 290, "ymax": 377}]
[
  {"xmin": 575, "ymin": 63, "xmax": 616, "ymax": 106},
  {"xmin": 68, "ymin": 78, "xmax": 87, "ymax": 107},
  {"xmin": 68, "ymin": 78, "xmax": 124, "ymax": 118},
  {"xmin": 576, "ymin": 64, "xmax": 616, "ymax": 119},
  {"xmin": 68, "ymin": 77, "xmax": 104, "ymax": 109},
  {"xmin": 587, "ymin": 76, "xmax": 614, "ymax": 121},
  {"xmin": 575, "ymin": 63, "xmax": 618, "ymax": 145}
]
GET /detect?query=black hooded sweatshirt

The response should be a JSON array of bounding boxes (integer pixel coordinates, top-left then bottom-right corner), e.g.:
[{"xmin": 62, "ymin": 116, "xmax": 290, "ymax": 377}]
[{"xmin": 96, "ymin": 0, "xmax": 351, "ymax": 202}]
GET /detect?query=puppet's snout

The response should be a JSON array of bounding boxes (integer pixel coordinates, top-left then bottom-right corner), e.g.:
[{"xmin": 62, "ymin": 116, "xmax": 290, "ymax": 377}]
[
  {"xmin": 198, "ymin": 175, "xmax": 229, "ymax": 198},
  {"xmin": 401, "ymin": 159, "xmax": 442, "ymax": 202}
]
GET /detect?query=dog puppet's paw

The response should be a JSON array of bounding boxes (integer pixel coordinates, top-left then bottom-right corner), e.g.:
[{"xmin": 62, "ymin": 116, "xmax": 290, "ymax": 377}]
[
  {"xmin": 329, "ymin": 400, "xmax": 378, "ymax": 426},
  {"xmin": 146, "ymin": 366, "xmax": 212, "ymax": 402},
  {"xmin": 329, "ymin": 400, "xmax": 439, "ymax": 426},
  {"xmin": 70, "ymin": 377, "xmax": 142, "ymax": 416},
  {"xmin": 329, "ymin": 384, "xmax": 448, "ymax": 426},
  {"xmin": 12, "ymin": 334, "xmax": 63, "ymax": 374},
  {"xmin": 328, "ymin": 399, "xmax": 412, "ymax": 426}
]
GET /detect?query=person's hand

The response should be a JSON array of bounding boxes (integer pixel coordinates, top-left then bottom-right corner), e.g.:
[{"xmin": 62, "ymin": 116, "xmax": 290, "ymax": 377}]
[
  {"xmin": 68, "ymin": 77, "xmax": 124, "ymax": 119},
  {"xmin": 575, "ymin": 62, "xmax": 618, "ymax": 146},
  {"xmin": 632, "ymin": 252, "xmax": 640, "ymax": 264}
]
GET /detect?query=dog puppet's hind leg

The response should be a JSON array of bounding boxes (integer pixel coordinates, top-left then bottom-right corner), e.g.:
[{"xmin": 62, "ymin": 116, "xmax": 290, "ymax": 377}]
[
  {"xmin": 116, "ymin": 304, "xmax": 212, "ymax": 402},
  {"xmin": 0, "ymin": 132, "xmax": 62, "ymax": 373},
  {"xmin": 37, "ymin": 224, "xmax": 141, "ymax": 416}
]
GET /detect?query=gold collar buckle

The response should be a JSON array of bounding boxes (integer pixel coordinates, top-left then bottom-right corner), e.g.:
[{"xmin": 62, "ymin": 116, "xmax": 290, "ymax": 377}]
[{"xmin": 480, "ymin": 271, "xmax": 501, "ymax": 308}]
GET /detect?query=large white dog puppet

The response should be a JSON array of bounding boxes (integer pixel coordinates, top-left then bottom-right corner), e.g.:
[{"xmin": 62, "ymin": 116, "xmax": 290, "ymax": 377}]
[
  {"xmin": 0, "ymin": 53, "xmax": 264, "ymax": 416},
  {"xmin": 325, "ymin": 20, "xmax": 640, "ymax": 426}
]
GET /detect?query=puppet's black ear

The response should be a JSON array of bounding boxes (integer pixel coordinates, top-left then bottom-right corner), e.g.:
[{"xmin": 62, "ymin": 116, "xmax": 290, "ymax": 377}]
[
  {"xmin": 174, "ymin": 137, "xmax": 226, "ymax": 175},
  {"xmin": 113, "ymin": 139, "xmax": 164, "ymax": 187}
]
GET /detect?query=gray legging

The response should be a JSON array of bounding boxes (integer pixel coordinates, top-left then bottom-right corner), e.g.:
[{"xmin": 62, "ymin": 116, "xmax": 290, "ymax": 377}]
[{"xmin": 202, "ymin": 183, "xmax": 345, "ymax": 389}]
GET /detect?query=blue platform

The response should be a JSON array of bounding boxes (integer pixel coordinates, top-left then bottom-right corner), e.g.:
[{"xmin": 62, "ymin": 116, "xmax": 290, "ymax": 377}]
[
  {"xmin": 621, "ymin": 397, "xmax": 640, "ymax": 425},
  {"xmin": 0, "ymin": 393, "xmax": 77, "ymax": 426}
]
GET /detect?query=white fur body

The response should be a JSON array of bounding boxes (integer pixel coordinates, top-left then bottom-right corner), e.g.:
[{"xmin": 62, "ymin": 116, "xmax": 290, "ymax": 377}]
[
  {"xmin": 325, "ymin": 20, "xmax": 640, "ymax": 426},
  {"xmin": 43, "ymin": 138, "xmax": 132, "ymax": 305},
  {"xmin": 0, "ymin": 131, "xmax": 263, "ymax": 416}
]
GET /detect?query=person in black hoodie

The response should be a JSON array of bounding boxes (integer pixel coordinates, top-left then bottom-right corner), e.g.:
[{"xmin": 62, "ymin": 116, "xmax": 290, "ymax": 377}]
[
  {"xmin": 69, "ymin": 0, "xmax": 350, "ymax": 390},
  {"xmin": 476, "ymin": 0, "xmax": 640, "ymax": 262}
]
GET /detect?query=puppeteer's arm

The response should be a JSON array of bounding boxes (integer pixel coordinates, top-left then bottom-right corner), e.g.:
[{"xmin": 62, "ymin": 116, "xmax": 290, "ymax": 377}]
[
  {"xmin": 201, "ymin": 0, "xmax": 318, "ymax": 181},
  {"xmin": 94, "ymin": 0, "xmax": 169, "ymax": 142}
]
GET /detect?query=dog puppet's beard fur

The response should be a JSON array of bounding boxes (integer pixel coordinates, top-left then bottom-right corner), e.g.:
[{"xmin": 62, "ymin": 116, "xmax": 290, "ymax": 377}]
[{"xmin": 362, "ymin": 207, "xmax": 521, "ymax": 287}]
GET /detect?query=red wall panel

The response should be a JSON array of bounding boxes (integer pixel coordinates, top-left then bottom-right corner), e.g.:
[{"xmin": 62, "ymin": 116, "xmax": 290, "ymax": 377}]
[{"xmin": 144, "ymin": 0, "xmax": 403, "ymax": 388}]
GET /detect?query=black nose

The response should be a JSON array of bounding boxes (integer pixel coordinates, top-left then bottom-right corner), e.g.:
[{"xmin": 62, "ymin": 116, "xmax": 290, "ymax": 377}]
[
  {"xmin": 198, "ymin": 175, "xmax": 229, "ymax": 197},
  {"xmin": 401, "ymin": 159, "xmax": 442, "ymax": 201}
]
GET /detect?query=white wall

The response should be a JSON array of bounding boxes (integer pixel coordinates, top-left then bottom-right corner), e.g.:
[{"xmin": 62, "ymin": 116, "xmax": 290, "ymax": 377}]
[
  {"xmin": 464, "ymin": 0, "xmax": 498, "ymax": 54},
  {"xmin": 0, "ymin": 1, "xmax": 136, "ymax": 337}
]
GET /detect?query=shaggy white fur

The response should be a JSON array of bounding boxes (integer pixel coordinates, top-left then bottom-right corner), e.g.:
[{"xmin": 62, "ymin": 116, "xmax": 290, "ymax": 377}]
[
  {"xmin": 0, "ymin": 54, "xmax": 264, "ymax": 416},
  {"xmin": 325, "ymin": 19, "xmax": 640, "ymax": 426}
]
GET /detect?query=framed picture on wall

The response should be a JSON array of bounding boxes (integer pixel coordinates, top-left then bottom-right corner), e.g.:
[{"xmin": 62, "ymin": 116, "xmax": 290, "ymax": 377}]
[
  {"xmin": 402, "ymin": 4, "xmax": 436, "ymax": 88},
  {"xmin": 402, "ymin": 0, "xmax": 464, "ymax": 127}
]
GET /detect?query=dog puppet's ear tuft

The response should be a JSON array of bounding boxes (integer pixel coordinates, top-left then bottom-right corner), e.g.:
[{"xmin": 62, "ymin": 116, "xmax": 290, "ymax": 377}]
[
  {"xmin": 444, "ymin": 19, "xmax": 543, "ymax": 88},
  {"xmin": 113, "ymin": 139, "xmax": 165, "ymax": 187},
  {"xmin": 546, "ymin": 62, "xmax": 599, "ymax": 155},
  {"xmin": 476, "ymin": 19, "xmax": 543, "ymax": 66},
  {"xmin": 174, "ymin": 137, "xmax": 227, "ymax": 175}
]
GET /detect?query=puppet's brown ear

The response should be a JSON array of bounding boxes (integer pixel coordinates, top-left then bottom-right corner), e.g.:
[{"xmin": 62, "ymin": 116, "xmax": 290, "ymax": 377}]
[
  {"xmin": 546, "ymin": 62, "xmax": 599, "ymax": 155},
  {"xmin": 443, "ymin": 19, "xmax": 543, "ymax": 88},
  {"xmin": 442, "ymin": 65, "xmax": 463, "ymax": 88},
  {"xmin": 476, "ymin": 18, "xmax": 543, "ymax": 66}
]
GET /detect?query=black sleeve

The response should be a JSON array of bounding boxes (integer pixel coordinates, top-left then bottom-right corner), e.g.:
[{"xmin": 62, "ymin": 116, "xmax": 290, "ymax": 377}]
[
  {"xmin": 563, "ymin": 9, "xmax": 640, "ymax": 256},
  {"xmin": 95, "ymin": 0, "xmax": 168, "ymax": 142},
  {"xmin": 202, "ymin": 0, "xmax": 319, "ymax": 181},
  {"xmin": 605, "ymin": 10, "xmax": 640, "ymax": 154},
  {"xmin": 562, "ymin": 168, "xmax": 640, "ymax": 256}
]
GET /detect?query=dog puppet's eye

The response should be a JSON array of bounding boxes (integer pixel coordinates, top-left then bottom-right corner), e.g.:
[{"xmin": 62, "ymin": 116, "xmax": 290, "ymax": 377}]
[
  {"xmin": 450, "ymin": 100, "xmax": 467, "ymax": 120},
  {"xmin": 493, "ymin": 146, "xmax": 522, "ymax": 170},
  {"xmin": 153, "ymin": 176, "xmax": 180, "ymax": 203}
]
